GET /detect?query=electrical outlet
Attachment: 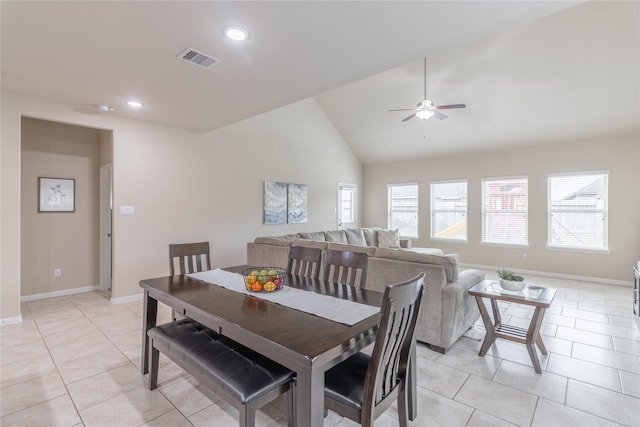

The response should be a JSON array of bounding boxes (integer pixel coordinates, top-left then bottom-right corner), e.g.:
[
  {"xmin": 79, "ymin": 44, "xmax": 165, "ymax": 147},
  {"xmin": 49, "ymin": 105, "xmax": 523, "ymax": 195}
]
[
  {"xmin": 54, "ymin": 268, "xmax": 62, "ymax": 278},
  {"xmin": 522, "ymin": 252, "xmax": 528, "ymax": 259}
]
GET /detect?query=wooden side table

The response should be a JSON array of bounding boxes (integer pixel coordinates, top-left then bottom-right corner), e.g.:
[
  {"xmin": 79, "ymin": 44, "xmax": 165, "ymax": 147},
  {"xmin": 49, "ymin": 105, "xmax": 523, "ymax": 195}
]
[{"xmin": 468, "ymin": 280, "xmax": 556, "ymax": 374}]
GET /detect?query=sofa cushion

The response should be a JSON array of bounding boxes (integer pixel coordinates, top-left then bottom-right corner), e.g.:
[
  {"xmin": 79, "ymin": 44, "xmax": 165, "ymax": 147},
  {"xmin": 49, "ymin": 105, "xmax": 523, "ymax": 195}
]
[
  {"xmin": 362, "ymin": 228, "xmax": 380, "ymax": 247},
  {"xmin": 323, "ymin": 230, "xmax": 348, "ymax": 244},
  {"xmin": 327, "ymin": 242, "xmax": 376, "ymax": 256},
  {"xmin": 374, "ymin": 248, "xmax": 459, "ymax": 282},
  {"xmin": 377, "ymin": 229, "xmax": 400, "ymax": 248},
  {"xmin": 254, "ymin": 234, "xmax": 300, "ymax": 247},
  {"xmin": 299, "ymin": 231, "xmax": 326, "ymax": 241},
  {"xmin": 292, "ymin": 239, "xmax": 328, "ymax": 250},
  {"xmin": 404, "ymin": 247, "xmax": 444, "ymax": 256},
  {"xmin": 344, "ymin": 229, "xmax": 367, "ymax": 246}
]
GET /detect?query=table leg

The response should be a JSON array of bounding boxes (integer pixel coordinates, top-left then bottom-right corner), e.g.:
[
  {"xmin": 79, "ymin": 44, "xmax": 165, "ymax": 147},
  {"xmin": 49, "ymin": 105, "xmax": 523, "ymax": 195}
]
[
  {"xmin": 295, "ymin": 365, "xmax": 325, "ymax": 427},
  {"xmin": 141, "ymin": 290, "xmax": 157, "ymax": 375},
  {"xmin": 490, "ymin": 299, "xmax": 502, "ymax": 328},
  {"xmin": 526, "ymin": 307, "xmax": 547, "ymax": 374},
  {"xmin": 475, "ymin": 296, "xmax": 496, "ymax": 356}
]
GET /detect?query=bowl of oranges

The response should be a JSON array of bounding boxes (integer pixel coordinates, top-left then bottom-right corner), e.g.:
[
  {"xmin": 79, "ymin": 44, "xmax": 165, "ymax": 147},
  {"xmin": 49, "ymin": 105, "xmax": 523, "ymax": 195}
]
[{"xmin": 243, "ymin": 267, "xmax": 286, "ymax": 293}]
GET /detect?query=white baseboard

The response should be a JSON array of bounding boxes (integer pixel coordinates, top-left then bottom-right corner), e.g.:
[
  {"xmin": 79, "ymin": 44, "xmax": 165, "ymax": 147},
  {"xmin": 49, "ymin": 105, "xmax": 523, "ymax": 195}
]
[
  {"xmin": 1, "ymin": 314, "xmax": 23, "ymax": 326},
  {"xmin": 20, "ymin": 285, "xmax": 101, "ymax": 302},
  {"xmin": 110, "ymin": 293, "xmax": 143, "ymax": 304},
  {"xmin": 460, "ymin": 263, "xmax": 632, "ymax": 287}
]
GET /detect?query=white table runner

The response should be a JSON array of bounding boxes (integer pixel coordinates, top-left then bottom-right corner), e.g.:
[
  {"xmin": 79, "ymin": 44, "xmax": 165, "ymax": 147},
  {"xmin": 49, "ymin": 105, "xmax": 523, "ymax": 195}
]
[{"xmin": 187, "ymin": 269, "xmax": 379, "ymax": 326}]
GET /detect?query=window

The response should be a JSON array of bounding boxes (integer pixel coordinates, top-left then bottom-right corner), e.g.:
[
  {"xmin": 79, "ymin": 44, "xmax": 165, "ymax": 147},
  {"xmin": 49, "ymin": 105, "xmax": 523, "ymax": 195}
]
[
  {"xmin": 548, "ymin": 172, "xmax": 608, "ymax": 251},
  {"xmin": 482, "ymin": 177, "xmax": 528, "ymax": 245},
  {"xmin": 430, "ymin": 181, "xmax": 467, "ymax": 241},
  {"xmin": 388, "ymin": 184, "xmax": 418, "ymax": 238}
]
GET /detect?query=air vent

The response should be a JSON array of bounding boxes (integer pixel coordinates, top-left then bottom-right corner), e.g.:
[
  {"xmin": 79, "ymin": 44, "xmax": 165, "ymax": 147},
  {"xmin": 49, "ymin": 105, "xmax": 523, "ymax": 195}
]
[{"xmin": 178, "ymin": 48, "xmax": 219, "ymax": 69}]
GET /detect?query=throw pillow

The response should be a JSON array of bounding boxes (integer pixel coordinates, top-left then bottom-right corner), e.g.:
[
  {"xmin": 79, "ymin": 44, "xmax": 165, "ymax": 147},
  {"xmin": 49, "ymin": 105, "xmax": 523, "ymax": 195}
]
[
  {"xmin": 299, "ymin": 231, "xmax": 326, "ymax": 241},
  {"xmin": 362, "ymin": 228, "xmax": 380, "ymax": 247},
  {"xmin": 344, "ymin": 228, "xmax": 367, "ymax": 246},
  {"xmin": 322, "ymin": 230, "xmax": 348, "ymax": 244},
  {"xmin": 377, "ymin": 229, "xmax": 400, "ymax": 248}
]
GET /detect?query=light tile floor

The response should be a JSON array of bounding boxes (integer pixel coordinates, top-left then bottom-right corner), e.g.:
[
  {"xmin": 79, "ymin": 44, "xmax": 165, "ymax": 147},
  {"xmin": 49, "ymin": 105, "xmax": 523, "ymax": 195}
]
[{"xmin": 2, "ymin": 271, "xmax": 640, "ymax": 426}]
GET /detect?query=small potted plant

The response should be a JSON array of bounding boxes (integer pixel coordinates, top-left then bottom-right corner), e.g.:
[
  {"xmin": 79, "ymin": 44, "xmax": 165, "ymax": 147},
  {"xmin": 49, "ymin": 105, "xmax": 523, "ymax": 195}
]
[{"xmin": 497, "ymin": 268, "xmax": 525, "ymax": 291}]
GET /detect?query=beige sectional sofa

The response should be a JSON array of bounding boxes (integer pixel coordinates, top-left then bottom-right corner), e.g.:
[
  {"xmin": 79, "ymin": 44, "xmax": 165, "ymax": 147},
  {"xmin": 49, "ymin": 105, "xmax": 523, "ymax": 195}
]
[{"xmin": 247, "ymin": 227, "xmax": 484, "ymax": 353}]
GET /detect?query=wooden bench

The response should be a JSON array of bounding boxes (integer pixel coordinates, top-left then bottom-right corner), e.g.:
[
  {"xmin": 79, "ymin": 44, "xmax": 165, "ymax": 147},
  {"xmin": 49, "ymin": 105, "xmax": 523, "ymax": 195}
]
[{"xmin": 147, "ymin": 318, "xmax": 295, "ymax": 427}]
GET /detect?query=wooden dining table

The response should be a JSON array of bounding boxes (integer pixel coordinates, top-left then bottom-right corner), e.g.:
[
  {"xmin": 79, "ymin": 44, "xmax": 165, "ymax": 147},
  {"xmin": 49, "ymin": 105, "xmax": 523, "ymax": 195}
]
[{"xmin": 140, "ymin": 265, "xmax": 418, "ymax": 427}]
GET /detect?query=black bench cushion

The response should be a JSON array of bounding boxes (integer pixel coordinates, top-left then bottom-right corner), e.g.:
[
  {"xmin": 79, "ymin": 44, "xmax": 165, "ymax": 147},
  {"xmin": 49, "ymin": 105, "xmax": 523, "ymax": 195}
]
[
  {"xmin": 148, "ymin": 318, "xmax": 222, "ymax": 353},
  {"xmin": 324, "ymin": 351, "xmax": 370, "ymax": 410},
  {"xmin": 148, "ymin": 318, "xmax": 293, "ymax": 404}
]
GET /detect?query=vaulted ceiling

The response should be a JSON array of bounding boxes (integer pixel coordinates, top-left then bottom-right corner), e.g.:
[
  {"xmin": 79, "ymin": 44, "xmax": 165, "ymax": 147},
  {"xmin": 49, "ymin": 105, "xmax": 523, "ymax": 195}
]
[{"xmin": 2, "ymin": 1, "xmax": 638, "ymax": 164}]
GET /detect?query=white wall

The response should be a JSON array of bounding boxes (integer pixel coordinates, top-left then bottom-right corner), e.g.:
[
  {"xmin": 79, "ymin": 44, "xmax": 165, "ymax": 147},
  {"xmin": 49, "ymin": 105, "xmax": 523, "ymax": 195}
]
[
  {"xmin": 363, "ymin": 135, "xmax": 640, "ymax": 283},
  {"xmin": 1, "ymin": 92, "xmax": 362, "ymax": 320}
]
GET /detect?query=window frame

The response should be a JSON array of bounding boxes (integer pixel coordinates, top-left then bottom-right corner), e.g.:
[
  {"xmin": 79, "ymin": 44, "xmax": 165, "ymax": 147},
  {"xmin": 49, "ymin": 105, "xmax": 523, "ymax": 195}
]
[
  {"xmin": 481, "ymin": 175, "xmax": 529, "ymax": 247},
  {"xmin": 547, "ymin": 171, "xmax": 609, "ymax": 253},
  {"xmin": 337, "ymin": 182, "xmax": 357, "ymax": 230},
  {"xmin": 429, "ymin": 179, "xmax": 468, "ymax": 242},
  {"xmin": 387, "ymin": 183, "xmax": 419, "ymax": 239}
]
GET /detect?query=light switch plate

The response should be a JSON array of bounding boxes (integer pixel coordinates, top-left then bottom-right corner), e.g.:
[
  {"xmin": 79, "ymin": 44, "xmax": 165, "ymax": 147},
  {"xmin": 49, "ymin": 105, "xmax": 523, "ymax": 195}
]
[{"xmin": 120, "ymin": 205, "xmax": 135, "ymax": 215}]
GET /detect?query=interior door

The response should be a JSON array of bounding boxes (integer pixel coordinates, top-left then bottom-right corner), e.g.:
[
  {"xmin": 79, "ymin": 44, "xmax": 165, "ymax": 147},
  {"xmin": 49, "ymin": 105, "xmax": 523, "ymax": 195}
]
[{"xmin": 337, "ymin": 183, "xmax": 357, "ymax": 229}]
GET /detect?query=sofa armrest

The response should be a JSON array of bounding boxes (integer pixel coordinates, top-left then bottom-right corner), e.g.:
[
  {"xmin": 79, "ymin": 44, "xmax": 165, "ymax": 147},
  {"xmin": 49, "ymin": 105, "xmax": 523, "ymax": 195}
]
[
  {"xmin": 448, "ymin": 269, "xmax": 485, "ymax": 290},
  {"xmin": 439, "ymin": 268, "xmax": 485, "ymax": 349}
]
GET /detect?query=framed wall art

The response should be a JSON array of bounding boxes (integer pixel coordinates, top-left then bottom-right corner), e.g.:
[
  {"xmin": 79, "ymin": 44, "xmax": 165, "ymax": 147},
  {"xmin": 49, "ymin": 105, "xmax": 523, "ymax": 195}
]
[
  {"xmin": 38, "ymin": 177, "xmax": 75, "ymax": 212},
  {"xmin": 263, "ymin": 181, "xmax": 287, "ymax": 224},
  {"xmin": 288, "ymin": 183, "xmax": 308, "ymax": 224}
]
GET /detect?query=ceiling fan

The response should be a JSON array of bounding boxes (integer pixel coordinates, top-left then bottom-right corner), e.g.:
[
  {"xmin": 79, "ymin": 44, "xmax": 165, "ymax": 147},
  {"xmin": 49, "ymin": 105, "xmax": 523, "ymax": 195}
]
[{"xmin": 389, "ymin": 58, "xmax": 466, "ymax": 122}]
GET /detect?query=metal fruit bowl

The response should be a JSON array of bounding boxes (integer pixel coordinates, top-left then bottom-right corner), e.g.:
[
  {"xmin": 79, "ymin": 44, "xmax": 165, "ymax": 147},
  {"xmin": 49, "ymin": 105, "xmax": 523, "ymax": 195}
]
[{"xmin": 242, "ymin": 267, "xmax": 286, "ymax": 293}]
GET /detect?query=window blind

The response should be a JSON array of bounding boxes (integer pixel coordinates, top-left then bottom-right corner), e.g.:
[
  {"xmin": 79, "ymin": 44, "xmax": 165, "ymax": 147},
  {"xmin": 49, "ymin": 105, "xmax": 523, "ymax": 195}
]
[
  {"xmin": 388, "ymin": 184, "xmax": 419, "ymax": 238},
  {"xmin": 482, "ymin": 177, "xmax": 528, "ymax": 245},
  {"xmin": 548, "ymin": 172, "xmax": 608, "ymax": 251}
]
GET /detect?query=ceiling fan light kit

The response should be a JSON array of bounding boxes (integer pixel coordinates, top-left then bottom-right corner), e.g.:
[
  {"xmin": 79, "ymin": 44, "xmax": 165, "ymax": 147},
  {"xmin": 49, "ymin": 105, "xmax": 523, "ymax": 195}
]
[
  {"xmin": 416, "ymin": 109, "xmax": 434, "ymax": 120},
  {"xmin": 389, "ymin": 58, "xmax": 466, "ymax": 122}
]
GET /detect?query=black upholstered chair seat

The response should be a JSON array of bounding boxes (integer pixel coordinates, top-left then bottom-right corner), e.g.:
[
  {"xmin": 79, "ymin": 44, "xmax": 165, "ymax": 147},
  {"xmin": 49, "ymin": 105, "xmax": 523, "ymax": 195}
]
[{"xmin": 324, "ymin": 352, "xmax": 370, "ymax": 410}]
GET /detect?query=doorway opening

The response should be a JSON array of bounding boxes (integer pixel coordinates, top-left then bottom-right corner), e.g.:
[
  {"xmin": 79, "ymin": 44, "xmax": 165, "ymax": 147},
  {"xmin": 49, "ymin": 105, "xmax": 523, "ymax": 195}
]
[{"xmin": 100, "ymin": 163, "xmax": 113, "ymax": 290}]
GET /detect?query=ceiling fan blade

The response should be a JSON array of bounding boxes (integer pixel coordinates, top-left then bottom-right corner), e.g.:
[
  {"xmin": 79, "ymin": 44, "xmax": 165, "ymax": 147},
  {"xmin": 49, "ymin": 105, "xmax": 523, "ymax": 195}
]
[
  {"xmin": 435, "ymin": 103, "xmax": 466, "ymax": 110},
  {"xmin": 401, "ymin": 113, "xmax": 416, "ymax": 122},
  {"xmin": 388, "ymin": 108, "xmax": 416, "ymax": 112},
  {"xmin": 433, "ymin": 110, "xmax": 448, "ymax": 120}
]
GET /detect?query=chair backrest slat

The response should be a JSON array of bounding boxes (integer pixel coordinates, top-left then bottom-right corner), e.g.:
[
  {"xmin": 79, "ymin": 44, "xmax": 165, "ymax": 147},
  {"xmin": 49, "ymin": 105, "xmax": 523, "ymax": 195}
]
[
  {"xmin": 324, "ymin": 249, "xmax": 368, "ymax": 287},
  {"xmin": 169, "ymin": 242, "xmax": 211, "ymax": 275},
  {"xmin": 287, "ymin": 246, "xmax": 322, "ymax": 279}
]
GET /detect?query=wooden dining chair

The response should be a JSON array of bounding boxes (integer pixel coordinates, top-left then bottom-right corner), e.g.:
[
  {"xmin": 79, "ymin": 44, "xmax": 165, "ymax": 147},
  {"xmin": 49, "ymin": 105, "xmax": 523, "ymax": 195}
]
[
  {"xmin": 169, "ymin": 241, "xmax": 211, "ymax": 319},
  {"xmin": 323, "ymin": 273, "xmax": 425, "ymax": 427},
  {"xmin": 286, "ymin": 245, "xmax": 322, "ymax": 279},
  {"xmin": 169, "ymin": 241, "xmax": 211, "ymax": 275},
  {"xmin": 323, "ymin": 248, "xmax": 369, "ymax": 287}
]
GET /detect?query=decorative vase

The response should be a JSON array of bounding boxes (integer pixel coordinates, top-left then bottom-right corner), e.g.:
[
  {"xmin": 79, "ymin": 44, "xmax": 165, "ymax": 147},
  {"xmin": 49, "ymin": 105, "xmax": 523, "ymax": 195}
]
[{"xmin": 500, "ymin": 279, "xmax": 525, "ymax": 291}]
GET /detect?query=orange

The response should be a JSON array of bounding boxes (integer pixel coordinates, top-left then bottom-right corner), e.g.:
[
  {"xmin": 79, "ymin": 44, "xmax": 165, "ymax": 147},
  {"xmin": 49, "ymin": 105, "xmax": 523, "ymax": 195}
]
[{"xmin": 251, "ymin": 282, "xmax": 263, "ymax": 292}]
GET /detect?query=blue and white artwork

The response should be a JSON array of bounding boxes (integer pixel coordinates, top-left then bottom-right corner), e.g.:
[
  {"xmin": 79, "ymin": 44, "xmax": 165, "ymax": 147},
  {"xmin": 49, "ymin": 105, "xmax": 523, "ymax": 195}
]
[
  {"xmin": 288, "ymin": 183, "xmax": 308, "ymax": 224},
  {"xmin": 264, "ymin": 181, "xmax": 287, "ymax": 224}
]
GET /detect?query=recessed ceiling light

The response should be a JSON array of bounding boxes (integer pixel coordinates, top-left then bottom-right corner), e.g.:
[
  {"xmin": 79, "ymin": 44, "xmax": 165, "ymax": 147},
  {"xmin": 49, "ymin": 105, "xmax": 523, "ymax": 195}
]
[
  {"xmin": 96, "ymin": 104, "xmax": 114, "ymax": 112},
  {"xmin": 224, "ymin": 26, "xmax": 249, "ymax": 41},
  {"xmin": 127, "ymin": 100, "xmax": 143, "ymax": 108}
]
